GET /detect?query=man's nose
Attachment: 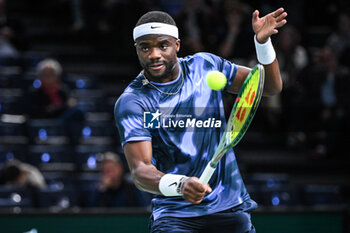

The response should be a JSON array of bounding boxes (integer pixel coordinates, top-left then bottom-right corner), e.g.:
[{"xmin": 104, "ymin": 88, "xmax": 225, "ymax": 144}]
[{"xmin": 149, "ymin": 48, "xmax": 161, "ymax": 60}]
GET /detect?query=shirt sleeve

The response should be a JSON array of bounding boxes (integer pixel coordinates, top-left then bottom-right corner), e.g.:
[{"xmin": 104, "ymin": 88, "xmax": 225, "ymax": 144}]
[
  {"xmin": 196, "ymin": 52, "xmax": 238, "ymax": 90},
  {"xmin": 114, "ymin": 93, "xmax": 152, "ymax": 147}
]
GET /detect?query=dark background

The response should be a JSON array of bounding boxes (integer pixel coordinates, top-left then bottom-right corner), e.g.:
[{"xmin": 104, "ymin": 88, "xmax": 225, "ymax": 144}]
[{"xmin": 0, "ymin": 0, "xmax": 349, "ymax": 232}]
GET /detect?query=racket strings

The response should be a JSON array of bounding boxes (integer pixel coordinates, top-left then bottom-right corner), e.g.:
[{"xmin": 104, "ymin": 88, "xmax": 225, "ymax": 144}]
[{"xmin": 228, "ymin": 66, "xmax": 264, "ymax": 144}]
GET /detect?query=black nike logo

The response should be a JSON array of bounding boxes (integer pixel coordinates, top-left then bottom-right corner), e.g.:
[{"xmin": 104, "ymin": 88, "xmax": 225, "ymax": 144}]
[
  {"xmin": 151, "ymin": 26, "xmax": 160, "ymax": 29},
  {"xmin": 168, "ymin": 182, "xmax": 177, "ymax": 187}
]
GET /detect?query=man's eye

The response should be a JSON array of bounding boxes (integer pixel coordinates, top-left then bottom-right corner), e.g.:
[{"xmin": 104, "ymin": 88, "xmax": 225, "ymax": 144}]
[
  {"xmin": 160, "ymin": 44, "xmax": 168, "ymax": 50},
  {"xmin": 141, "ymin": 47, "xmax": 149, "ymax": 52}
]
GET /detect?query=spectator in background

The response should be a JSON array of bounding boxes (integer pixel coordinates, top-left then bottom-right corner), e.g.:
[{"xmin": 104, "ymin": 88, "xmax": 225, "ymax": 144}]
[
  {"xmin": 0, "ymin": 0, "xmax": 26, "ymax": 58},
  {"xmin": 326, "ymin": 13, "xmax": 350, "ymax": 57},
  {"xmin": 29, "ymin": 59, "xmax": 71, "ymax": 118},
  {"xmin": 326, "ymin": 13, "xmax": 350, "ymax": 68},
  {"xmin": 0, "ymin": 159, "xmax": 46, "ymax": 189},
  {"xmin": 218, "ymin": 0, "xmax": 254, "ymax": 62},
  {"xmin": 275, "ymin": 25, "xmax": 309, "ymax": 146},
  {"xmin": 70, "ymin": 0, "xmax": 85, "ymax": 31},
  {"xmin": 89, "ymin": 151, "xmax": 151, "ymax": 208},
  {"xmin": 298, "ymin": 47, "xmax": 349, "ymax": 157},
  {"xmin": 28, "ymin": 58, "xmax": 85, "ymax": 144},
  {"xmin": 175, "ymin": 0, "xmax": 216, "ymax": 55},
  {"xmin": 276, "ymin": 25, "xmax": 309, "ymax": 83}
]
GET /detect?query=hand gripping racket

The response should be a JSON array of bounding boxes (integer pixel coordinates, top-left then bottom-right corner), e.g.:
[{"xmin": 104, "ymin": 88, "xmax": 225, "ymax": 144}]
[{"xmin": 199, "ymin": 64, "xmax": 265, "ymax": 185}]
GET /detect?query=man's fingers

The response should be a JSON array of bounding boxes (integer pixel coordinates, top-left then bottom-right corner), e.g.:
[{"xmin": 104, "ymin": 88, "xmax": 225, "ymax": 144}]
[
  {"xmin": 181, "ymin": 177, "xmax": 212, "ymax": 204},
  {"xmin": 276, "ymin": 19, "xmax": 287, "ymax": 28},
  {"xmin": 205, "ymin": 185, "xmax": 212, "ymax": 193},
  {"xmin": 182, "ymin": 189, "xmax": 205, "ymax": 204},
  {"xmin": 252, "ymin": 10, "xmax": 259, "ymax": 22},
  {"xmin": 182, "ymin": 177, "xmax": 206, "ymax": 194},
  {"xmin": 276, "ymin": 12, "xmax": 287, "ymax": 22},
  {"xmin": 272, "ymin": 7, "xmax": 284, "ymax": 18},
  {"xmin": 183, "ymin": 195, "xmax": 202, "ymax": 204},
  {"xmin": 189, "ymin": 198, "xmax": 202, "ymax": 204},
  {"xmin": 183, "ymin": 184, "xmax": 206, "ymax": 196},
  {"xmin": 183, "ymin": 190, "xmax": 204, "ymax": 200}
]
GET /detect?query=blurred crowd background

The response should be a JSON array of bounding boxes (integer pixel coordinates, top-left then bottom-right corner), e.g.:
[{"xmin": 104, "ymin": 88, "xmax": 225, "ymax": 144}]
[{"xmin": 0, "ymin": 0, "xmax": 349, "ymax": 222}]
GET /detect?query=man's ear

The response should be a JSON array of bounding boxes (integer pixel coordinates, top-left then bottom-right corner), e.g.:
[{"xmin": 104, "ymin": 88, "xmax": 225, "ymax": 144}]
[
  {"xmin": 175, "ymin": 39, "xmax": 180, "ymax": 53},
  {"xmin": 134, "ymin": 42, "xmax": 139, "ymax": 55}
]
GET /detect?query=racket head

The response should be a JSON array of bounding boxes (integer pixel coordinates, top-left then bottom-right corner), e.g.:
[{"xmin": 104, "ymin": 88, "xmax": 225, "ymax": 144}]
[
  {"xmin": 211, "ymin": 64, "xmax": 265, "ymax": 164},
  {"xmin": 226, "ymin": 64, "xmax": 264, "ymax": 147}
]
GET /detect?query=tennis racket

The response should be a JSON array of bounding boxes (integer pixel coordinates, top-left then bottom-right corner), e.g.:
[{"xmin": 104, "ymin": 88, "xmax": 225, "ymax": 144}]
[{"xmin": 199, "ymin": 64, "xmax": 265, "ymax": 185}]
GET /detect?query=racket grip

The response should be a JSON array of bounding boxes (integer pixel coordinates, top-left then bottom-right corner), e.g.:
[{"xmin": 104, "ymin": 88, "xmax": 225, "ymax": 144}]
[{"xmin": 199, "ymin": 163, "xmax": 216, "ymax": 185}]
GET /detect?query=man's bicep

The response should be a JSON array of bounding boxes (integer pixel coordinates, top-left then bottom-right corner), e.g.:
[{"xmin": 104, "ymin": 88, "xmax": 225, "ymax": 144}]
[
  {"xmin": 114, "ymin": 95, "xmax": 152, "ymax": 147},
  {"xmin": 124, "ymin": 140, "xmax": 164, "ymax": 194},
  {"xmin": 227, "ymin": 65, "xmax": 251, "ymax": 94},
  {"xmin": 124, "ymin": 140, "xmax": 153, "ymax": 171}
]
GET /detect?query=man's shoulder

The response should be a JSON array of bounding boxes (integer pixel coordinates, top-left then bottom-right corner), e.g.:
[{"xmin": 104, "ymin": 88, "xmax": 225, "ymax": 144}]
[
  {"xmin": 124, "ymin": 74, "xmax": 144, "ymax": 92},
  {"xmin": 114, "ymin": 76, "xmax": 145, "ymax": 110},
  {"xmin": 182, "ymin": 52, "xmax": 223, "ymax": 67},
  {"xmin": 115, "ymin": 89, "xmax": 141, "ymax": 111},
  {"xmin": 118, "ymin": 75, "xmax": 148, "ymax": 99}
]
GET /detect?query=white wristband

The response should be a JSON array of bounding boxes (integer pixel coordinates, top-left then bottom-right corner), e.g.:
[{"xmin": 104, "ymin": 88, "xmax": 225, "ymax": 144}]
[
  {"xmin": 254, "ymin": 35, "xmax": 276, "ymax": 65},
  {"xmin": 159, "ymin": 174, "xmax": 188, "ymax": 196}
]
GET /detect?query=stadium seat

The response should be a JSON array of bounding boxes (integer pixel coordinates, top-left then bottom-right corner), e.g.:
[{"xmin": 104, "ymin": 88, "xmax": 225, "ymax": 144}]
[
  {"xmin": 247, "ymin": 173, "xmax": 290, "ymax": 187},
  {"xmin": 27, "ymin": 145, "xmax": 75, "ymax": 172},
  {"xmin": 246, "ymin": 173, "xmax": 299, "ymax": 206},
  {"xmin": 43, "ymin": 172, "xmax": 75, "ymax": 190},
  {"xmin": 259, "ymin": 184, "xmax": 300, "ymax": 206},
  {"xmin": 301, "ymin": 184, "xmax": 342, "ymax": 206},
  {"xmin": 74, "ymin": 145, "xmax": 116, "ymax": 171},
  {"xmin": 21, "ymin": 72, "xmax": 41, "ymax": 90},
  {"xmin": 27, "ymin": 119, "xmax": 69, "ymax": 145},
  {"xmin": 79, "ymin": 120, "xmax": 116, "ymax": 145},
  {"xmin": 74, "ymin": 172, "xmax": 101, "ymax": 207},
  {"xmin": 71, "ymin": 89, "xmax": 111, "ymax": 113},
  {"xmin": 36, "ymin": 186, "xmax": 78, "ymax": 209},
  {"xmin": 0, "ymin": 145, "xmax": 27, "ymax": 166},
  {"xmin": 76, "ymin": 97, "xmax": 109, "ymax": 113},
  {"xmin": 0, "ymin": 57, "xmax": 22, "ymax": 67},
  {"xmin": 0, "ymin": 92, "xmax": 25, "ymax": 115},
  {"xmin": 0, "ymin": 186, "xmax": 33, "ymax": 208},
  {"xmin": 0, "ymin": 121, "xmax": 28, "ymax": 145},
  {"xmin": 63, "ymin": 74, "xmax": 98, "ymax": 90},
  {"xmin": 0, "ymin": 72, "xmax": 20, "ymax": 89}
]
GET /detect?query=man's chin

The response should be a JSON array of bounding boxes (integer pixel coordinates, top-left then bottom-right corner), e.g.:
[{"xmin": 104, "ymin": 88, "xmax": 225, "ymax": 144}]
[{"xmin": 145, "ymin": 69, "xmax": 166, "ymax": 80}]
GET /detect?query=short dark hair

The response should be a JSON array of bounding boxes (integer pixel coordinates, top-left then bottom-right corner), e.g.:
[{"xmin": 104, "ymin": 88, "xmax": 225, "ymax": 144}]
[
  {"xmin": 136, "ymin": 11, "xmax": 176, "ymax": 27},
  {"xmin": 0, "ymin": 165, "xmax": 21, "ymax": 184}
]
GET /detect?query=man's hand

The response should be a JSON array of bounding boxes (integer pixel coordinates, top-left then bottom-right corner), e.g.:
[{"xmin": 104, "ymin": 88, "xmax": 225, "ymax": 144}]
[
  {"xmin": 252, "ymin": 8, "xmax": 287, "ymax": 43},
  {"xmin": 181, "ymin": 177, "xmax": 212, "ymax": 204}
]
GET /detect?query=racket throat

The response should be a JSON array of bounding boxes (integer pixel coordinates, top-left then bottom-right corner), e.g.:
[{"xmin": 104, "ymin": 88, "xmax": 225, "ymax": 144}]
[
  {"xmin": 212, "ymin": 150, "xmax": 227, "ymax": 166},
  {"xmin": 209, "ymin": 161, "xmax": 217, "ymax": 169}
]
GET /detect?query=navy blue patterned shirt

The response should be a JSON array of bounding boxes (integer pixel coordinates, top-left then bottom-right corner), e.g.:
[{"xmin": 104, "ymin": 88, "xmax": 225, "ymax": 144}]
[{"xmin": 115, "ymin": 52, "xmax": 254, "ymax": 220}]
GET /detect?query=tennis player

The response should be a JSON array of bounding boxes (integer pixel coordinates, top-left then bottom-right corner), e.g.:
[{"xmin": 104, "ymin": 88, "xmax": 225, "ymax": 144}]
[{"xmin": 115, "ymin": 9, "xmax": 287, "ymax": 233}]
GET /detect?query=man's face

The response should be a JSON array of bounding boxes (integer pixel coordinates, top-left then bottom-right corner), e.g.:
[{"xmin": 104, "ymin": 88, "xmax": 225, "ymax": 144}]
[
  {"xmin": 135, "ymin": 34, "xmax": 180, "ymax": 82},
  {"xmin": 39, "ymin": 67, "xmax": 59, "ymax": 88},
  {"xmin": 102, "ymin": 160, "xmax": 123, "ymax": 186}
]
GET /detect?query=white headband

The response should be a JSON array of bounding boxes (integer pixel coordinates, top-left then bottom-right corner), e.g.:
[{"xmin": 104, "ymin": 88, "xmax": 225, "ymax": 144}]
[{"xmin": 133, "ymin": 22, "xmax": 179, "ymax": 41}]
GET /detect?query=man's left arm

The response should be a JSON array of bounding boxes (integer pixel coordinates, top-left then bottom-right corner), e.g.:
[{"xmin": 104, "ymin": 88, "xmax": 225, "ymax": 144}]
[{"xmin": 228, "ymin": 8, "xmax": 287, "ymax": 96}]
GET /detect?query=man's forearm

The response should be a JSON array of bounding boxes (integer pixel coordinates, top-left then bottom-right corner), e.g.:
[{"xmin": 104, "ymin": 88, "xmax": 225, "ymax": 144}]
[
  {"xmin": 263, "ymin": 59, "xmax": 283, "ymax": 96},
  {"xmin": 131, "ymin": 162, "xmax": 164, "ymax": 194}
]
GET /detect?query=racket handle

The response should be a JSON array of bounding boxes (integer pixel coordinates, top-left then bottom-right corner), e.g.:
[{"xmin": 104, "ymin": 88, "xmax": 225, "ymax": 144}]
[{"xmin": 199, "ymin": 163, "xmax": 216, "ymax": 185}]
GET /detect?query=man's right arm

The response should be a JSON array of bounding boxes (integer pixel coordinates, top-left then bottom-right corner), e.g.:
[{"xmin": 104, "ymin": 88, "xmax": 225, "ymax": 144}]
[
  {"xmin": 123, "ymin": 140, "xmax": 212, "ymax": 203},
  {"xmin": 124, "ymin": 140, "xmax": 164, "ymax": 195}
]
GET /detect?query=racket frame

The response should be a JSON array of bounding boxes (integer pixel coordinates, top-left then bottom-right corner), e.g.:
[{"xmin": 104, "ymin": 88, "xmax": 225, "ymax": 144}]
[{"xmin": 199, "ymin": 64, "xmax": 265, "ymax": 184}]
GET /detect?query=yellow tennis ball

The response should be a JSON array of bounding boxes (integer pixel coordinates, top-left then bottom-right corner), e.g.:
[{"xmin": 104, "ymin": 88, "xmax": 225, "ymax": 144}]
[{"xmin": 206, "ymin": 71, "xmax": 227, "ymax": 90}]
